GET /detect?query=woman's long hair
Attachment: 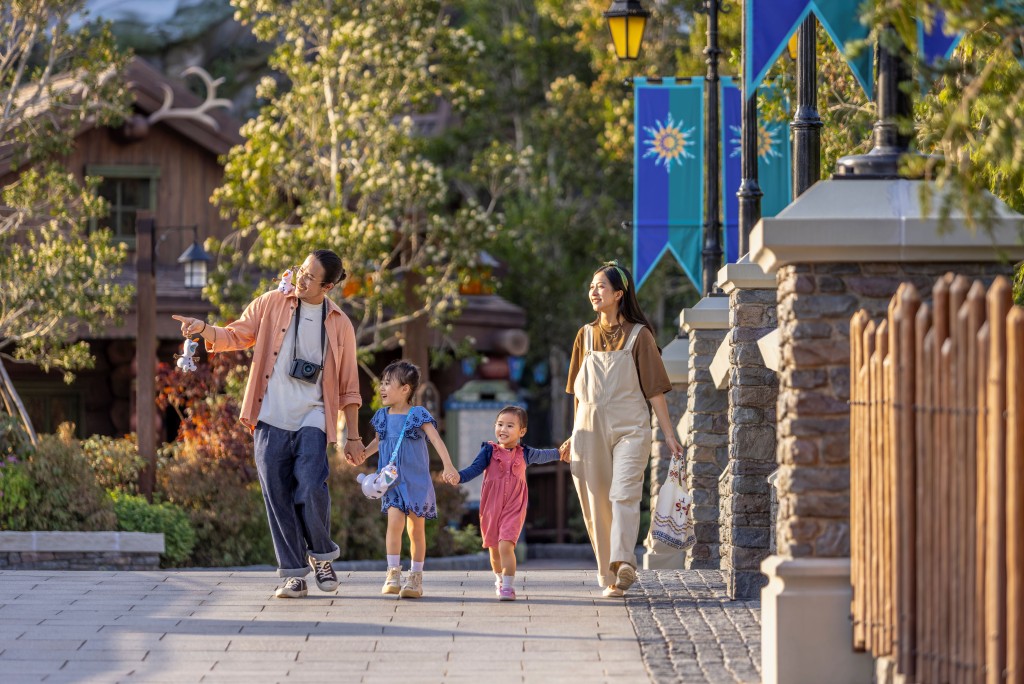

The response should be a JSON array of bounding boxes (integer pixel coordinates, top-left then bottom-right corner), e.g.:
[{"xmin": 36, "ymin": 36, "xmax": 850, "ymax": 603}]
[{"xmin": 592, "ymin": 262, "xmax": 656, "ymax": 335}]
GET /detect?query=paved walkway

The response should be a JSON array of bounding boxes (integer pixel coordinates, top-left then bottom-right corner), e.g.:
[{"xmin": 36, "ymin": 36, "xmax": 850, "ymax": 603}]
[{"xmin": 0, "ymin": 568, "xmax": 760, "ymax": 683}]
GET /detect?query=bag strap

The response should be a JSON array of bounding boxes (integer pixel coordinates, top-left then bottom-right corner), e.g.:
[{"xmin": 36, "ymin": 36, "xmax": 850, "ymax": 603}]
[
  {"xmin": 292, "ymin": 299, "xmax": 327, "ymax": 366},
  {"xmin": 386, "ymin": 409, "xmax": 414, "ymax": 466}
]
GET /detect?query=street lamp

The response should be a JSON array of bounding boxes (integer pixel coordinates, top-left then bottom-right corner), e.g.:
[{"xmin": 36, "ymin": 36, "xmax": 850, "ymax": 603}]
[
  {"xmin": 603, "ymin": 0, "xmax": 650, "ymax": 61},
  {"xmin": 609, "ymin": 0, "xmax": 725, "ymax": 295},
  {"xmin": 176, "ymin": 232, "xmax": 212, "ymax": 289}
]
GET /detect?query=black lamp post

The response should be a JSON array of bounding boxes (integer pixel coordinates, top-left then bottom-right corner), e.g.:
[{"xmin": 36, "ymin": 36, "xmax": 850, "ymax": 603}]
[
  {"xmin": 737, "ymin": 1, "xmax": 763, "ymax": 257},
  {"xmin": 606, "ymin": 0, "xmax": 725, "ymax": 295},
  {"xmin": 791, "ymin": 15, "xmax": 823, "ymax": 197}
]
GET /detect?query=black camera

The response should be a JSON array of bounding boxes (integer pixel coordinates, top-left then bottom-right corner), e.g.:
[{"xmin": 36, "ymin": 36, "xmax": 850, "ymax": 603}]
[{"xmin": 288, "ymin": 358, "xmax": 322, "ymax": 384}]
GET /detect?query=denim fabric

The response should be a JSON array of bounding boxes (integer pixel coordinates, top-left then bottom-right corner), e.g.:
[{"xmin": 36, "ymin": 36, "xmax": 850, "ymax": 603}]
[{"xmin": 253, "ymin": 422, "xmax": 340, "ymax": 577}]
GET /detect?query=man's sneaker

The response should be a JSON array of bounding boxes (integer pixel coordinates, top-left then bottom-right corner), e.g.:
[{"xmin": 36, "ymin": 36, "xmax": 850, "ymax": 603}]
[
  {"xmin": 381, "ymin": 567, "xmax": 402, "ymax": 595},
  {"xmin": 275, "ymin": 577, "xmax": 307, "ymax": 599},
  {"xmin": 615, "ymin": 563, "xmax": 637, "ymax": 592},
  {"xmin": 498, "ymin": 586, "xmax": 516, "ymax": 602},
  {"xmin": 310, "ymin": 558, "xmax": 339, "ymax": 592},
  {"xmin": 399, "ymin": 570, "xmax": 423, "ymax": 599}
]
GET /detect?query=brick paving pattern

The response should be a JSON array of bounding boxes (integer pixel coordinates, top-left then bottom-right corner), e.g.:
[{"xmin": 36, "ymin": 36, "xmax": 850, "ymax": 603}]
[
  {"xmin": 0, "ymin": 567, "xmax": 761, "ymax": 683},
  {"xmin": 627, "ymin": 569, "xmax": 761, "ymax": 684}
]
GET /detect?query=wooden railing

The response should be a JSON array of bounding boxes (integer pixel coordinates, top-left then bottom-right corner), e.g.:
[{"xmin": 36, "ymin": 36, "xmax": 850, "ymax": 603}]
[{"xmin": 850, "ymin": 273, "xmax": 1024, "ymax": 684}]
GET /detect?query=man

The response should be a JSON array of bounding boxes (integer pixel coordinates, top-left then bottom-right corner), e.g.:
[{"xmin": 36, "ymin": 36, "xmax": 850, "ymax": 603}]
[{"xmin": 172, "ymin": 249, "xmax": 364, "ymax": 598}]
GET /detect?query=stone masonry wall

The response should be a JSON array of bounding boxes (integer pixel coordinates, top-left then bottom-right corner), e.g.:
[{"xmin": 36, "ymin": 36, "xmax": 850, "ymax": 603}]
[
  {"xmin": 721, "ymin": 287, "xmax": 778, "ymax": 599},
  {"xmin": 685, "ymin": 328, "xmax": 729, "ymax": 569},
  {"xmin": 775, "ymin": 261, "xmax": 1011, "ymax": 558},
  {"xmin": 0, "ymin": 551, "xmax": 161, "ymax": 571}
]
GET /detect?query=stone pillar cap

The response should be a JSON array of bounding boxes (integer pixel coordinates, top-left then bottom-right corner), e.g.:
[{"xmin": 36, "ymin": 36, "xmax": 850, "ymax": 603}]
[
  {"xmin": 680, "ymin": 294, "xmax": 730, "ymax": 333},
  {"xmin": 661, "ymin": 336, "xmax": 690, "ymax": 385},
  {"xmin": 757, "ymin": 328, "xmax": 782, "ymax": 372},
  {"xmin": 750, "ymin": 179, "xmax": 1024, "ymax": 274},
  {"xmin": 716, "ymin": 253, "xmax": 777, "ymax": 292}
]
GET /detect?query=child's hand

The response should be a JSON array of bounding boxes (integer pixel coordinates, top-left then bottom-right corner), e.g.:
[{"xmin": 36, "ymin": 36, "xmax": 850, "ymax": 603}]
[
  {"xmin": 442, "ymin": 468, "xmax": 459, "ymax": 486},
  {"xmin": 558, "ymin": 439, "xmax": 571, "ymax": 463}
]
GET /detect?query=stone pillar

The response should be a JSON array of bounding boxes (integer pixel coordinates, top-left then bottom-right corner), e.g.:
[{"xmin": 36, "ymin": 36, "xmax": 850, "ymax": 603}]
[
  {"xmin": 717, "ymin": 258, "xmax": 779, "ymax": 599},
  {"xmin": 680, "ymin": 296, "xmax": 729, "ymax": 569},
  {"xmin": 644, "ymin": 336, "xmax": 689, "ymax": 570},
  {"xmin": 750, "ymin": 178, "xmax": 1024, "ymax": 684}
]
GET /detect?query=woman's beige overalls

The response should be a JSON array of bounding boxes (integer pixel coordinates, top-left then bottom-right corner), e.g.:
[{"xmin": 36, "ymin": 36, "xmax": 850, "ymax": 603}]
[{"xmin": 570, "ymin": 324, "xmax": 651, "ymax": 588}]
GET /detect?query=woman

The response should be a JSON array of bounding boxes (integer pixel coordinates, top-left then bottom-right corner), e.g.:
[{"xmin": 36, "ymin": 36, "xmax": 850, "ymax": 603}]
[{"xmin": 560, "ymin": 261, "xmax": 683, "ymax": 598}]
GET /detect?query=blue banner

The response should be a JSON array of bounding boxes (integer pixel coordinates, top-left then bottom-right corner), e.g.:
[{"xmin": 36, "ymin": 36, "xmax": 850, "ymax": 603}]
[
  {"xmin": 745, "ymin": 1, "xmax": 964, "ymax": 101},
  {"xmin": 633, "ymin": 77, "xmax": 705, "ymax": 290},
  {"xmin": 721, "ymin": 79, "xmax": 792, "ymax": 264},
  {"xmin": 744, "ymin": 0, "xmax": 873, "ymax": 100}
]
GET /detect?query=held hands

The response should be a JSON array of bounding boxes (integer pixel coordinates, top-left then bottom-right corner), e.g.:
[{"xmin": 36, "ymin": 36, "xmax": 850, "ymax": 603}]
[
  {"xmin": 442, "ymin": 467, "xmax": 459, "ymax": 486},
  {"xmin": 344, "ymin": 439, "xmax": 367, "ymax": 466},
  {"xmin": 558, "ymin": 439, "xmax": 571, "ymax": 463}
]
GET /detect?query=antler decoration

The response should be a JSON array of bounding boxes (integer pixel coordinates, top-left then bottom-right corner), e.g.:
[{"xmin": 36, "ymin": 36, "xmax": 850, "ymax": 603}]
[{"xmin": 148, "ymin": 66, "xmax": 233, "ymax": 131}]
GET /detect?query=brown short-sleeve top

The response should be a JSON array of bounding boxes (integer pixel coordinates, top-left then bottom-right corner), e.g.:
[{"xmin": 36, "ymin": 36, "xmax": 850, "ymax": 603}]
[{"xmin": 565, "ymin": 322, "xmax": 673, "ymax": 400}]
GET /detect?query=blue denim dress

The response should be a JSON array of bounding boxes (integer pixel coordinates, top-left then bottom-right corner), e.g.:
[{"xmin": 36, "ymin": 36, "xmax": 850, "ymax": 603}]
[{"xmin": 371, "ymin": 406, "xmax": 438, "ymax": 519}]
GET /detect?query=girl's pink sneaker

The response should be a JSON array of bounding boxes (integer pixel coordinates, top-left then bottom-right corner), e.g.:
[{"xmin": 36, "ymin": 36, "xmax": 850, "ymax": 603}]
[{"xmin": 498, "ymin": 586, "xmax": 516, "ymax": 601}]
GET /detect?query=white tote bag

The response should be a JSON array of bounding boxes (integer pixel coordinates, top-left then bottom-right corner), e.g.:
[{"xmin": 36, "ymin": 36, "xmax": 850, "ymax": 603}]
[{"xmin": 646, "ymin": 453, "xmax": 696, "ymax": 553}]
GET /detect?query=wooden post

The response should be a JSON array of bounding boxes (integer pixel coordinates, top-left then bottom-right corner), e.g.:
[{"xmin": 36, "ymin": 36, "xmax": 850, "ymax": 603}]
[
  {"xmin": 897, "ymin": 285, "xmax": 921, "ymax": 676},
  {"xmin": 977, "ymin": 319, "xmax": 991, "ymax": 684},
  {"xmin": 135, "ymin": 212, "xmax": 157, "ymax": 499},
  {"xmin": 851, "ymin": 309, "xmax": 868, "ymax": 650},
  {"xmin": 986, "ymin": 277, "xmax": 1012, "ymax": 684},
  {"xmin": 1005, "ymin": 305, "xmax": 1024, "ymax": 684},
  {"xmin": 965, "ymin": 281, "xmax": 987, "ymax": 683}
]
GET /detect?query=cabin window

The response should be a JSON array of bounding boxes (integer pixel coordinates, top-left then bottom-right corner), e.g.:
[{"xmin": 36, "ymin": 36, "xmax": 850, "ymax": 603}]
[
  {"xmin": 87, "ymin": 165, "xmax": 160, "ymax": 248},
  {"xmin": 17, "ymin": 385, "xmax": 85, "ymax": 438}
]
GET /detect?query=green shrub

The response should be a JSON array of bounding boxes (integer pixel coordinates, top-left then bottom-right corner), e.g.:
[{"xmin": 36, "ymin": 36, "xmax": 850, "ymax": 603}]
[
  {"xmin": 82, "ymin": 434, "xmax": 145, "ymax": 494},
  {"xmin": 110, "ymin": 491, "xmax": 196, "ymax": 565},
  {"xmin": 14, "ymin": 423, "xmax": 116, "ymax": 531},
  {"xmin": 0, "ymin": 415, "xmax": 34, "ymax": 529}
]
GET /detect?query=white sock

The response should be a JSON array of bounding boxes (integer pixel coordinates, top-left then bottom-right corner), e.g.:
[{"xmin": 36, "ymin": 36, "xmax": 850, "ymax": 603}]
[
  {"xmin": 494, "ymin": 572, "xmax": 502, "ymax": 586},
  {"xmin": 411, "ymin": 560, "xmax": 424, "ymax": 573},
  {"xmin": 502, "ymin": 574, "xmax": 514, "ymax": 589},
  {"xmin": 387, "ymin": 555, "xmax": 400, "ymax": 569}
]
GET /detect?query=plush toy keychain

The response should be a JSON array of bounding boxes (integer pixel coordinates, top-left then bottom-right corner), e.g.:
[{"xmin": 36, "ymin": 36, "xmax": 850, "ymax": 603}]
[
  {"xmin": 175, "ymin": 338, "xmax": 199, "ymax": 373},
  {"xmin": 277, "ymin": 269, "xmax": 295, "ymax": 294}
]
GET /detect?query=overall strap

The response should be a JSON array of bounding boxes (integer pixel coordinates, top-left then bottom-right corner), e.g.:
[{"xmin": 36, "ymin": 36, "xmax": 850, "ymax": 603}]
[
  {"xmin": 584, "ymin": 324, "xmax": 593, "ymax": 352},
  {"xmin": 387, "ymin": 410, "xmax": 414, "ymax": 466},
  {"xmin": 623, "ymin": 324, "xmax": 644, "ymax": 351}
]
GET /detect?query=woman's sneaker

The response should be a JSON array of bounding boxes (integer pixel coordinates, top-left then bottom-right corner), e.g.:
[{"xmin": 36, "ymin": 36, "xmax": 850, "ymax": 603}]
[
  {"xmin": 275, "ymin": 577, "xmax": 307, "ymax": 599},
  {"xmin": 399, "ymin": 571, "xmax": 423, "ymax": 599},
  {"xmin": 381, "ymin": 567, "xmax": 402, "ymax": 595},
  {"xmin": 615, "ymin": 563, "xmax": 637, "ymax": 592},
  {"xmin": 309, "ymin": 558, "xmax": 339, "ymax": 592},
  {"xmin": 498, "ymin": 586, "xmax": 516, "ymax": 601}
]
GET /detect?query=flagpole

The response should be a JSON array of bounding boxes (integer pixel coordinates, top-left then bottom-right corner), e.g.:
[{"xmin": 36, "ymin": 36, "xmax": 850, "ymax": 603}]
[
  {"xmin": 791, "ymin": 15, "xmax": 822, "ymax": 198},
  {"xmin": 700, "ymin": 0, "xmax": 724, "ymax": 295},
  {"xmin": 737, "ymin": 0, "xmax": 763, "ymax": 258}
]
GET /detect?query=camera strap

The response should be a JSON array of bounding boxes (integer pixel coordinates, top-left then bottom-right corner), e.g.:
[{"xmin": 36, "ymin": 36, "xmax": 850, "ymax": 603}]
[{"xmin": 292, "ymin": 299, "xmax": 327, "ymax": 367}]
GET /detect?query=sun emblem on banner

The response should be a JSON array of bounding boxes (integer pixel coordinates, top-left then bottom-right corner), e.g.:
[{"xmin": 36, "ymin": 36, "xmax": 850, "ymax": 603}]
[
  {"xmin": 728, "ymin": 122, "xmax": 785, "ymax": 163},
  {"xmin": 643, "ymin": 113, "xmax": 696, "ymax": 171}
]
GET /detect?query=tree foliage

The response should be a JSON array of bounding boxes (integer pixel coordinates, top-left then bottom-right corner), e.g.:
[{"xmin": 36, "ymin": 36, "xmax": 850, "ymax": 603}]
[
  {"xmin": 211, "ymin": 0, "xmax": 515, "ymax": 358},
  {"xmin": 0, "ymin": 1, "xmax": 132, "ymax": 393}
]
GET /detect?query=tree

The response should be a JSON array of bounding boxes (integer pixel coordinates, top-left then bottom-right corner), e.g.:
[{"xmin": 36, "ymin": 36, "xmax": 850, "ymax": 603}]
[
  {"xmin": 210, "ymin": 0, "xmax": 512, "ymax": 361},
  {"xmin": 0, "ymin": 1, "xmax": 133, "ymax": 441}
]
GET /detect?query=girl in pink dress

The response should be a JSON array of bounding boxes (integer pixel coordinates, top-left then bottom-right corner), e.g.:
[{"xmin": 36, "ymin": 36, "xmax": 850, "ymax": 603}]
[{"xmin": 445, "ymin": 406, "xmax": 560, "ymax": 601}]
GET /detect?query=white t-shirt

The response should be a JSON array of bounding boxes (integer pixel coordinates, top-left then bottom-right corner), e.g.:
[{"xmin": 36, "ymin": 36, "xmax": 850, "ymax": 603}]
[{"xmin": 257, "ymin": 299, "xmax": 326, "ymax": 432}]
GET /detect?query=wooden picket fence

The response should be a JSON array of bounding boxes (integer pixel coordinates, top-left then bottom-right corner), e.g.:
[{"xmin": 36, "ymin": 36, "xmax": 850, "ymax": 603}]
[{"xmin": 850, "ymin": 274, "xmax": 1024, "ymax": 684}]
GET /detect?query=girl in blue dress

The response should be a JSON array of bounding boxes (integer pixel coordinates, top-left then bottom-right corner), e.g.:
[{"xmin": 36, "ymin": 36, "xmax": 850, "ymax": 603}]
[{"xmin": 362, "ymin": 360, "xmax": 458, "ymax": 598}]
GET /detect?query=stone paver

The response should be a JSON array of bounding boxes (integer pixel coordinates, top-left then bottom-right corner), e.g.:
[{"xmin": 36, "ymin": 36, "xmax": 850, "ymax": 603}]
[
  {"xmin": 627, "ymin": 569, "xmax": 761, "ymax": 684},
  {"xmin": 0, "ymin": 568, "xmax": 759, "ymax": 683}
]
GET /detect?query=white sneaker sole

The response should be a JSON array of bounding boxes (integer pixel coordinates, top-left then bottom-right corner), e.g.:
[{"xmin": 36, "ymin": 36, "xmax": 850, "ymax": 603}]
[
  {"xmin": 275, "ymin": 588, "xmax": 308, "ymax": 599},
  {"xmin": 615, "ymin": 564, "xmax": 637, "ymax": 591},
  {"xmin": 381, "ymin": 584, "xmax": 401, "ymax": 595}
]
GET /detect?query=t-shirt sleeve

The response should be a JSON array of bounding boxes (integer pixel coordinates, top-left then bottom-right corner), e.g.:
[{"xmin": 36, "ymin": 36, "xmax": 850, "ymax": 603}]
[
  {"xmin": 633, "ymin": 327, "xmax": 673, "ymax": 399},
  {"xmin": 565, "ymin": 327, "xmax": 585, "ymax": 395}
]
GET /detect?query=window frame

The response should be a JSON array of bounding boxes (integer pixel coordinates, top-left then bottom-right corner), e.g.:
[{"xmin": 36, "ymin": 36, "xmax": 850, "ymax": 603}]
[{"xmin": 87, "ymin": 164, "xmax": 161, "ymax": 249}]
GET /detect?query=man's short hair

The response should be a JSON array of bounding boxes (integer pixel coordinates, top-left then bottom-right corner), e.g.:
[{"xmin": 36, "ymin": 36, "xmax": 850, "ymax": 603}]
[{"xmin": 312, "ymin": 249, "xmax": 346, "ymax": 284}]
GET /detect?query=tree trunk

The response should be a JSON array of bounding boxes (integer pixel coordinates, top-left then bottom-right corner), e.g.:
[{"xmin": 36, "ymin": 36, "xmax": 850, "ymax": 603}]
[{"xmin": 0, "ymin": 359, "xmax": 39, "ymax": 446}]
